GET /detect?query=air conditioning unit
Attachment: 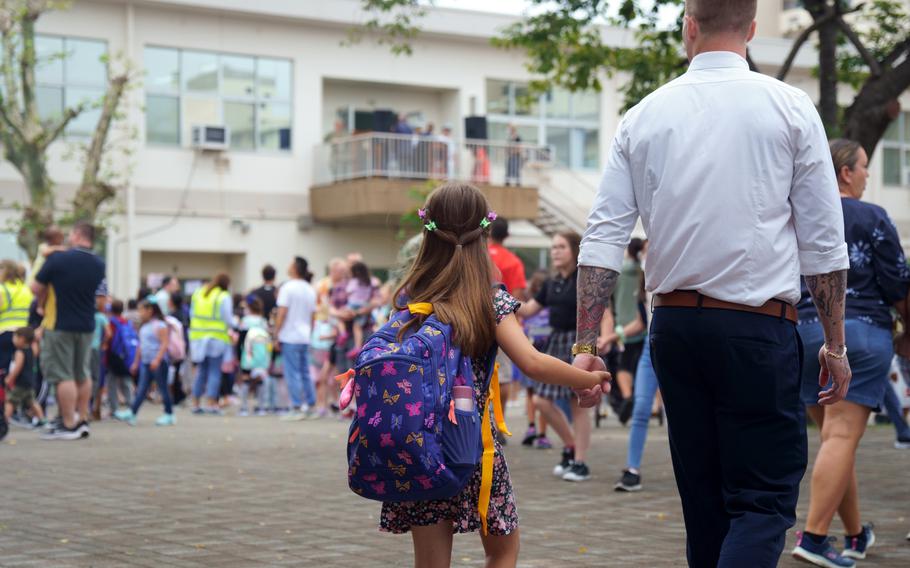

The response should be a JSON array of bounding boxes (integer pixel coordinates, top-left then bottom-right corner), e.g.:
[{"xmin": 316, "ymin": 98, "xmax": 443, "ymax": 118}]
[{"xmin": 191, "ymin": 125, "xmax": 230, "ymax": 151}]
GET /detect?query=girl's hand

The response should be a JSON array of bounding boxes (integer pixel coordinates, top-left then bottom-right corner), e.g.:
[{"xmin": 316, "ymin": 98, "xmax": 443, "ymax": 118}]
[
  {"xmin": 150, "ymin": 358, "xmax": 161, "ymax": 371},
  {"xmin": 130, "ymin": 363, "xmax": 138, "ymax": 376}
]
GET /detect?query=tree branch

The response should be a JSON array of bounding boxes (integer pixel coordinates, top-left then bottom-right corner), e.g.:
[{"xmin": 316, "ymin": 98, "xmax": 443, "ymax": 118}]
[
  {"xmin": 81, "ymin": 73, "xmax": 127, "ymax": 187},
  {"xmin": 835, "ymin": 16, "xmax": 881, "ymax": 76},
  {"xmin": 18, "ymin": 8, "xmax": 40, "ymax": 135},
  {"xmin": 777, "ymin": 11, "xmax": 835, "ymax": 80},
  {"xmin": 37, "ymin": 102, "xmax": 83, "ymax": 151},
  {"xmin": 882, "ymin": 36, "xmax": 910, "ymax": 69}
]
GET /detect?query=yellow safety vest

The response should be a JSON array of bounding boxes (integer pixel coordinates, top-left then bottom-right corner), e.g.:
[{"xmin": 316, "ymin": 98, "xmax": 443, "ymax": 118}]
[
  {"xmin": 0, "ymin": 280, "xmax": 34, "ymax": 333},
  {"xmin": 189, "ymin": 287, "xmax": 230, "ymax": 343}
]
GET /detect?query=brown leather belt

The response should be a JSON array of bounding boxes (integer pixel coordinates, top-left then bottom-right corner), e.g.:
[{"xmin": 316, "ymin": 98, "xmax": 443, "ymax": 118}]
[{"xmin": 653, "ymin": 290, "xmax": 797, "ymax": 324}]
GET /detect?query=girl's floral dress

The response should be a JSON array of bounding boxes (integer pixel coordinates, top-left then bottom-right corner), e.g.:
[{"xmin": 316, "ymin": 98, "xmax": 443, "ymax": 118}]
[{"xmin": 380, "ymin": 289, "xmax": 520, "ymax": 535}]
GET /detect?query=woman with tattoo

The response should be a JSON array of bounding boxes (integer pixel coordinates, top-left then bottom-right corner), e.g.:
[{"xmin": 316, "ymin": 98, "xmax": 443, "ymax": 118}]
[
  {"xmin": 792, "ymin": 139, "xmax": 910, "ymax": 566},
  {"xmin": 517, "ymin": 232, "xmax": 596, "ymax": 482}
]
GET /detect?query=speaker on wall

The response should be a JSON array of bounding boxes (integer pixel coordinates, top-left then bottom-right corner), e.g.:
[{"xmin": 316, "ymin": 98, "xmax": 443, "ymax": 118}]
[
  {"xmin": 354, "ymin": 111, "xmax": 374, "ymax": 132},
  {"xmin": 464, "ymin": 116, "xmax": 488, "ymax": 140},
  {"xmin": 372, "ymin": 110, "xmax": 397, "ymax": 132}
]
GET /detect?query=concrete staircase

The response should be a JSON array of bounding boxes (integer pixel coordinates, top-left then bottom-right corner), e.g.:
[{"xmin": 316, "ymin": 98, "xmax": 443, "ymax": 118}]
[{"xmin": 531, "ymin": 167, "xmax": 600, "ymax": 236}]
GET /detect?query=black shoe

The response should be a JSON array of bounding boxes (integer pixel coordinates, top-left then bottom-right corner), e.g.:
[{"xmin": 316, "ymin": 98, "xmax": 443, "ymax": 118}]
[
  {"xmin": 76, "ymin": 420, "xmax": 90, "ymax": 439},
  {"xmin": 521, "ymin": 425, "xmax": 538, "ymax": 446},
  {"xmin": 44, "ymin": 416, "xmax": 64, "ymax": 431},
  {"xmin": 562, "ymin": 461, "xmax": 591, "ymax": 482},
  {"xmin": 553, "ymin": 447, "xmax": 575, "ymax": 477},
  {"xmin": 614, "ymin": 469, "xmax": 642, "ymax": 492},
  {"xmin": 619, "ymin": 398, "xmax": 634, "ymax": 426},
  {"xmin": 40, "ymin": 423, "xmax": 84, "ymax": 441}
]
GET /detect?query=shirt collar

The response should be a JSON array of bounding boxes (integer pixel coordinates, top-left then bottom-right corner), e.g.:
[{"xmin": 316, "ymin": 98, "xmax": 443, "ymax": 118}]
[{"xmin": 687, "ymin": 51, "xmax": 749, "ymax": 72}]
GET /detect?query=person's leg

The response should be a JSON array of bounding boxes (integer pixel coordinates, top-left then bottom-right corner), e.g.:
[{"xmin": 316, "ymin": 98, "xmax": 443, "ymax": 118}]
[
  {"xmin": 649, "ymin": 310, "xmax": 728, "ymax": 568},
  {"xmin": 616, "ymin": 369, "xmax": 633, "ymax": 399},
  {"xmin": 204, "ymin": 354, "xmax": 223, "ymax": 408},
  {"xmin": 480, "ymin": 529, "xmax": 520, "ymax": 568},
  {"xmin": 107, "ymin": 374, "xmax": 120, "ymax": 412},
  {"xmin": 570, "ymin": 402, "xmax": 591, "ymax": 462},
  {"xmin": 56, "ymin": 380, "xmax": 78, "ymax": 428},
  {"xmin": 627, "ymin": 340, "xmax": 660, "ymax": 472},
  {"xmin": 4, "ymin": 401, "xmax": 12, "ymax": 420},
  {"xmin": 804, "ymin": 401, "xmax": 871, "ymax": 536},
  {"xmin": 30, "ymin": 400, "xmax": 45, "ymax": 421},
  {"xmin": 711, "ymin": 314, "xmax": 807, "ymax": 568},
  {"xmin": 411, "ymin": 521, "xmax": 454, "ymax": 568},
  {"xmin": 192, "ymin": 358, "xmax": 207, "ymax": 407},
  {"xmin": 882, "ymin": 381, "xmax": 910, "ymax": 440},
  {"xmin": 155, "ymin": 364, "xmax": 173, "ymax": 415},
  {"xmin": 838, "ymin": 468, "xmax": 862, "ymax": 536},
  {"xmin": 131, "ymin": 364, "xmax": 153, "ymax": 416},
  {"xmin": 74, "ymin": 332, "xmax": 93, "ymax": 422},
  {"xmin": 298, "ymin": 345, "xmax": 316, "ymax": 408},
  {"xmin": 532, "ymin": 395, "xmax": 574, "ymax": 447},
  {"xmin": 281, "ymin": 343, "xmax": 303, "ymax": 410}
]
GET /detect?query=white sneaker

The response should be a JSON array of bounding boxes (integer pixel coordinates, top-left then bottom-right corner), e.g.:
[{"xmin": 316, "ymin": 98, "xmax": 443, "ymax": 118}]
[{"xmin": 280, "ymin": 411, "xmax": 306, "ymax": 422}]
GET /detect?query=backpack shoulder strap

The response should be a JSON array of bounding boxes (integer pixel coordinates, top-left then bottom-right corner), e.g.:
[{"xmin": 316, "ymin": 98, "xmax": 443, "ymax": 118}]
[{"xmin": 478, "ymin": 362, "xmax": 511, "ymax": 535}]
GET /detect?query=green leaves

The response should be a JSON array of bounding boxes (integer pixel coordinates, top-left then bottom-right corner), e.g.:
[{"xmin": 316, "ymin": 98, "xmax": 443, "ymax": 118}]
[{"xmin": 346, "ymin": 0, "xmax": 428, "ymax": 56}]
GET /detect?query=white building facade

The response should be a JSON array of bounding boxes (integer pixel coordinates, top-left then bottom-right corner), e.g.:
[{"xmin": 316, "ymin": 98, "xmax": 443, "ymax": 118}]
[{"xmin": 0, "ymin": 0, "xmax": 907, "ymax": 298}]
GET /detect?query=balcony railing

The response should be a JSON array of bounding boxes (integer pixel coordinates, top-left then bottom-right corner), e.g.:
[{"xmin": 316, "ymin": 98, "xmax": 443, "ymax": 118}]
[{"xmin": 313, "ymin": 132, "xmax": 554, "ymax": 187}]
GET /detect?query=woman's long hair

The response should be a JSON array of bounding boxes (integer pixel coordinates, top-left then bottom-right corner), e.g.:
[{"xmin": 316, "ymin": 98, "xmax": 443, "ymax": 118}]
[
  {"xmin": 204, "ymin": 273, "xmax": 231, "ymax": 298},
  {"xmin": 394, "ymin": 183, "xmax": 496, "ymax": 357}
]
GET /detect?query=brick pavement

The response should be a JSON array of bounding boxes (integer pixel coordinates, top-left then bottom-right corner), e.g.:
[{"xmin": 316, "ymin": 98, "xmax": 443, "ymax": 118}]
[{"xmin": 2, "ymin": 408, "xmax": 909, "ymax": 567}]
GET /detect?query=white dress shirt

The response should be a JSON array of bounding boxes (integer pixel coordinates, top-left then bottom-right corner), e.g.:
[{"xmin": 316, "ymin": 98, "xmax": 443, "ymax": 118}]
[{"xmin": 579, "ymin": 51, "xmax": 849, "ymax": 306}]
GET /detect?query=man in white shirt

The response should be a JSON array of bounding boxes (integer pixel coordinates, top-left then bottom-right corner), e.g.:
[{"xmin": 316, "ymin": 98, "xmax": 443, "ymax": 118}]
[
  {"xmin": 571, "ymin": 1, "xmax": 852, "ymax": 566},
  {"xmin": 274, "ymin": 257, "xmax": 317, "ymax": 420}
]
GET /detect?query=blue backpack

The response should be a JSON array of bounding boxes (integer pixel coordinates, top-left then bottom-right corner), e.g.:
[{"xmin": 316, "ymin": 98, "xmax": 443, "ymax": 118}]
[
  {"xmin": 108, "ymin": 317, "xmax": 138, "ymax": 375},
  {"xmin": 344, "ymin": 302, "xmax": 510, "ymax": 534}
]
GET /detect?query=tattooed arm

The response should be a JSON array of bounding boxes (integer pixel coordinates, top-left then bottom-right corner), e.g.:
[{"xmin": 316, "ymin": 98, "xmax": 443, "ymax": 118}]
[
  {"xmin": 805, "ymin": 270, "xmax": 852, "ymax": 405},
  {"xmin": 572, "ymin": 265, "xmax": 619, "ymax": 407}
]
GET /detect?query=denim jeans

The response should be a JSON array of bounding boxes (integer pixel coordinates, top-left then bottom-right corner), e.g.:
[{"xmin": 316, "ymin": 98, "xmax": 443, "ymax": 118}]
[
  {"xmin": 281, "ymin": 342, "xmax": 316, "ymax": 409},
  {"xmin": 192, "ymin": 354, "xmax": 224, "ymax": 401},
  {"xmin": 882, "ymin": 378, "xmax": 910, "ymax": 440},
  {"xmin": 132, "ymin": 362, "xmax": 172, "ymax": 416},
  {"xmin": 626, "ymin": 338, "xmax": 660, "ymax": 471}
]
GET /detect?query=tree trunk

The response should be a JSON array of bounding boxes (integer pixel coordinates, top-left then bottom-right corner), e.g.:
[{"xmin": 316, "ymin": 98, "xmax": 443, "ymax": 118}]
[
  {"xmin": 16, "ymin": 150, "xmax": 54, "ymax": 258},
  {"xmin": 816, "ymin": 18, "xmax": 840, "ymax": 134}
]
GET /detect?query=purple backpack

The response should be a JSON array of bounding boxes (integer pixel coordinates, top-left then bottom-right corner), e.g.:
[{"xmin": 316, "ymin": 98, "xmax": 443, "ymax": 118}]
[{"xmin": 345, "ymin": 302, "xmax": 509, "ymax": 533}]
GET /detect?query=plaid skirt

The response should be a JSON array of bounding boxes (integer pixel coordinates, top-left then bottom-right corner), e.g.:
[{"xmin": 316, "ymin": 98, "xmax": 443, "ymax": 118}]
[{"xmin": 533, "ymin": 329, "xmax": 575, "ymax": 400}]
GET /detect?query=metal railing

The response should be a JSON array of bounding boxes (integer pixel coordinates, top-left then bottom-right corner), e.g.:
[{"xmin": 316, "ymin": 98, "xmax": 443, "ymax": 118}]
[{"xmin": 313, "ymin": 132, "xmax": 554, "ymax": 187}]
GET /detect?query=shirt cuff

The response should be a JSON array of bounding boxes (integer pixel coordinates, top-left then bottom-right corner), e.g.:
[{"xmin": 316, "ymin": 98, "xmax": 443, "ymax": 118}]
[
  {"xmin": 799, "ymin": 243, "xmax": 849, "ymax": 276},
  {"xmin": 578, "ymin": 241, "xmax": 626, "ymax": 273}
]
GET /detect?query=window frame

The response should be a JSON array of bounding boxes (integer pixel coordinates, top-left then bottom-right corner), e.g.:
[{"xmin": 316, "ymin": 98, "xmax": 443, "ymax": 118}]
[
  {"xmin": 34, "ymin": 33, "xmax": 109, "ymax": 140},
  {"xmin": 485, "ymin": 79, "xmax": 601, "ymax": 171},
  {"xmin": 143, "ymin": 45, "xmax": 294, "ymax": 153},
  {"xmin": 882, "ymin": 111, "xmax": 910, "ymax": 188}
]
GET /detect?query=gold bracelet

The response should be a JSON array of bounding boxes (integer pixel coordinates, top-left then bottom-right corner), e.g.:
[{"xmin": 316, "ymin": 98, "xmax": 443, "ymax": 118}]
[
  {"xmin": 823, "ymin": 344, "xmax": 848, "ymax": 360},
  {"xmin": 571, "ymin": 343, "xmax": 598, "ymax": 357}
]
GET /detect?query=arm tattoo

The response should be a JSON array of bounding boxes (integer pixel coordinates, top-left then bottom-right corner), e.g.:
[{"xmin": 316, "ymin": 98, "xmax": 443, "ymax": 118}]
[
  {"xmin": 805, "ymin": 269, "xmax": 847, "ymax": 348},
  {"xmin": 576, "ymin": 266, "xmax": 619, "ymax": 346}
]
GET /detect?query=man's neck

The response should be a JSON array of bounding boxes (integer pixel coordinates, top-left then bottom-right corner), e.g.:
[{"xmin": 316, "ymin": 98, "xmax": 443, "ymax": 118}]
[{"xmin": 692, "ymin": 40, "xmax": 748, "ymax": 61}]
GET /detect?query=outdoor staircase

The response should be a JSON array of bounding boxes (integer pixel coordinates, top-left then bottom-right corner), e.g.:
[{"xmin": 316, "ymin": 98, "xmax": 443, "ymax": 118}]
[{"xmin": 530, "ymin": 167, "xmax": 597, "ymax": 236}]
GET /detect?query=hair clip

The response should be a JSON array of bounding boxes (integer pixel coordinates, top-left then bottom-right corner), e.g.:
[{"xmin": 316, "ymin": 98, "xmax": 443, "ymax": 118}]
[
  {"xmin": 424, "ymin": 221, "xmax": 437, "ymax": 232},
  {"xmin": 417, "ymin": 208, "xmax": 428, "ymax": 220},
  {"xmin": 479, "ymin": 211, "xmax": 498, "ymax": 229}
]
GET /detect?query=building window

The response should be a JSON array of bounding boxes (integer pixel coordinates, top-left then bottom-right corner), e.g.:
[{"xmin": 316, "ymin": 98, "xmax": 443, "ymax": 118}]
[
  {"xmin": 35, "ymin": 35, "xmax": 108, "ymax": 138},
  {"xmin": 883, "ymin": 112, "xmax": 910, "ymax": 187},
  {"xmin": 144, "ymin": 46, "xmax": 293, "ymax": 151},
  {"xmin": 486, "ymin": 80, "xmax": 600, "ymax": 170}
]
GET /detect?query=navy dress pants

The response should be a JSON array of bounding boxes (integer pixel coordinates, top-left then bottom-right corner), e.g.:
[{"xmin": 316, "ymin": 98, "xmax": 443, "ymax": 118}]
[{"xmin": 649, "ymin": 307, "xmax": 807, "ymax": 568}]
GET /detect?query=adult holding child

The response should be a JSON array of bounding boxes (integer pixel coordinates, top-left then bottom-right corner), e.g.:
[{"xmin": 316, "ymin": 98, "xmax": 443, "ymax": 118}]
[
  {"xmin": 189, "ymin": 273, "xmax": 233, "ymax": 415},
  {"xmin": 571, "ymin": 1, "xmax": 850, "ymax": 565},
  {"xmin": 790, "ymin": 139, "xmax": 910, "ymax": 566}
]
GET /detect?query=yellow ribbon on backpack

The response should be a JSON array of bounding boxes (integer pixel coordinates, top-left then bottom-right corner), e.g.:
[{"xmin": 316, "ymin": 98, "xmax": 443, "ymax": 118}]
[
  {"xmin": 479, "ymin": 362, "xmax": 511, "ymax": 535},
  {"xmin": 407, "ymin": 302, "xmax": 434, "ymax": 316}
]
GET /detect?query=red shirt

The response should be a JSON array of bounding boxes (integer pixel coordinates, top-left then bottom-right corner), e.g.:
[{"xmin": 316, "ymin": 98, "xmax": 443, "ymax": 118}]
[{"xmin": 488, "ymin": 243, "xmax": 527, "ymax": 296}]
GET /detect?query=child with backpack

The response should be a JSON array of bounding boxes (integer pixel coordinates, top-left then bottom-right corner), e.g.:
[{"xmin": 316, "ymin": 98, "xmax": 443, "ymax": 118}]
[
  {"xmin": 239, "ymin": 297, "xmax": 271, "ymax": 416},
  {"xmin": 114, "ymin": 297, "xmax": 174, "ymax": 426},
  {"xmin": 340, "ymin": 183, "xmax": 609, "ymax": 568},
  {"xmin": 107, "ymin": 300, "xmax": 137, "ymax": 416}
]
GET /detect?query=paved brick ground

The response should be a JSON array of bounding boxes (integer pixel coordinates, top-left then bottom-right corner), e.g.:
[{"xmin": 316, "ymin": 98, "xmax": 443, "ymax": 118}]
[{"xmin": 2, "ymin": 407, "xmax": 909, "ymax": 567}]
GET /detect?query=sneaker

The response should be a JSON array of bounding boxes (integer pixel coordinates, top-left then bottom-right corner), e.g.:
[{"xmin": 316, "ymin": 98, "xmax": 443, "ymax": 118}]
[
  {"xmin": 238, "ymin": 409, "xmax": 249, "ymax": 417},
  {"xmin": 255, "ymin": 409, "xmax": 268, "ymax": 417},
  {"xmin": 535, "ymin": 435, "xmax": 553, "ymax": 449},
  {"xmin": 619, "ymin": 398, "xmax": 634, "ymax": 426},
  {"xmin": 792, "ymin": 533, "xmax": 855, "ymax": 568},
  {"xmin": 44, "ymin": 416, "xmax": 64, "ymax": 431},
  {"xmin": 10, "ymin": 415, "xmax": 34, "ymax": 429},
  {"xmin": 562, "ymin": 461, "xmax": 591, "ymax": 482},
  {"xmin": 614, "ymin": 469, "xmax": 643, "ymax": 492},
  {"xmin": 280, "ymin": 411, "xmax": 306, "ymax": 422},
  {"xmin": 40, "ymin": 423, "xmax": 84, "ymax": 441},
  {"xmin": 205, "ymin": 407, "xmax": 224, "ymax": 416},
  {"xmin": 895, "ymin": 436, "xmax": 910, "ymax": 449},
  {"xmin": 191, "ymin": 407, "xmax": 205, "ymax": 415},
  {"xmin": 155, "ymin": 414, "xmax": 176, "ymax": 427},
  {"xmin": 842, "ymin": 523, "xmax": 875, "ymax": 560},
  {"xmin": 521, "ymin": 425, "xmax": 538, "ymax": 446},
  {"xmin": 553, "ymin": 447, "xmax": 575, "ymax": 477},
  {"xmin": 76, "ymin": 420, "xmax": 91, "ymax": 438}
]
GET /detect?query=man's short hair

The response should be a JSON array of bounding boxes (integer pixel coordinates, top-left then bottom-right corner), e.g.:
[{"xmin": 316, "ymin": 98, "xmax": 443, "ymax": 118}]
[
  {"xmin": 161, "ymin": 275, "xmax": 173, "ymax": 287},
  {"xmin": 490, "ymin": 218, "xmax": 509, "ymax": 242},
  {"xmin": 262, "ymin": 264, "xmax": 276, "ymax": 281},
  {"xmin": 686, "ymin": 0, "xmax": 756, "ymax": 35},
  {"xmin": 111, "ymin": 299, "xmax": 124, "ymax": 315},
  {"xmin": 72, "ymin": 221, "xmax": 96, "ymax": 245}
]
